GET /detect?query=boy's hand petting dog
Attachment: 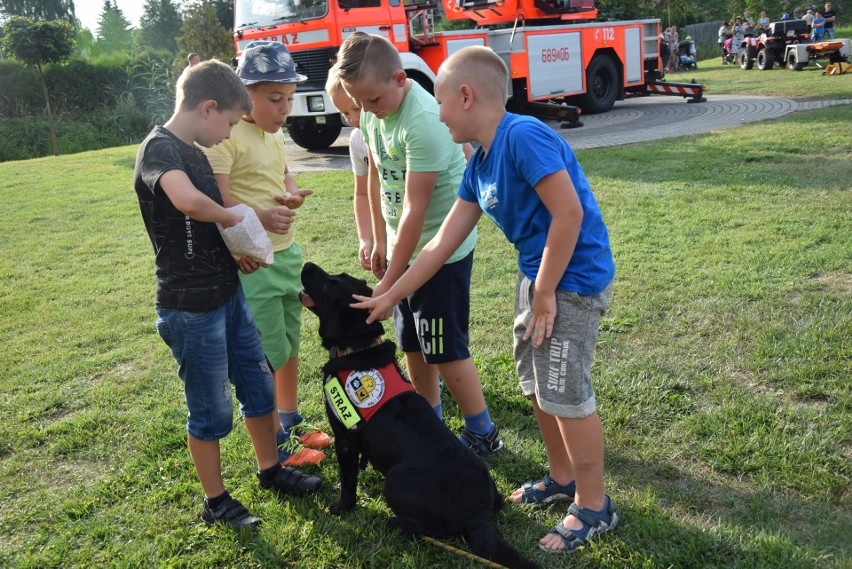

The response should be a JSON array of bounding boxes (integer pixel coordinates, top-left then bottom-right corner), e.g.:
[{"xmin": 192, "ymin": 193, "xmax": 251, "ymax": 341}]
[
  {"xmin": 350, "ymin": 292, "xmax": 395, "ymax": 323},
  {"xmin": 276, "ymin": 189, "xmax": 314, "ymax": 209}
]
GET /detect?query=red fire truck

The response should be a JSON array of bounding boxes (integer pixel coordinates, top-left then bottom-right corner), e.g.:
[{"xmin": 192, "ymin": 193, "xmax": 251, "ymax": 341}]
[{"xmin": 233, "ymin": 0, "xmax": 703, "ymax": 149}]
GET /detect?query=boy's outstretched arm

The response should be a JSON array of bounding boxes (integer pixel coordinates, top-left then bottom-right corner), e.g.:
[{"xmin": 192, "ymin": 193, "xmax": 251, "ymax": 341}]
[
  {"xmin": 353, "ymin": 172, "xmax": 373, "ymax": 270},
  {"xmin": 526, "ymin": 169, "xmax": 583, "ymax": 347},
  {"xmin": 353, "ymin": 198, "xmax": 481, "ymax": 322},
  {"xmin": 214, "ymin": 172, "xmax": 294, "ymax": 234},
  {"xmin": 372, "ymin": 170, "xmax": 437, "ymax": 298},
  {"xmin": 366, "ymin": 153, "xmax": 387, "ymax": 279},
  {"xmin": 160, "ymin": 170, "xmax": 242, "ymax": 227}
]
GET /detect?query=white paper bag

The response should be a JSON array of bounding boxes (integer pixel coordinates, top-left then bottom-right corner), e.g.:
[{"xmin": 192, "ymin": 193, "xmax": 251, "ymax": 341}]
[{"xmin": 217, "ymin": 204, "xmax": 274, "ymax": 265}]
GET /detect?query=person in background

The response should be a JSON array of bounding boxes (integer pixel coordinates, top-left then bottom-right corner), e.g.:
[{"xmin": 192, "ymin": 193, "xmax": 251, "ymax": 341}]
[
  {"xmin": 731, "ymin": 17, "xmax": 745, "ymax": 57},
  {"xmin": 803, "ymin": 9, "xmax": 815, "ymax": 29},
  {"xmin": 187, "ymin": 53, "xmax": 201, "ymax": 67},
  {"xmin": 757, "ymin": 10, "xmax": 770, "ymax": 32},
  {"xmin": 668, "ymin": 27, "xmax": 680, "ymax": 71},
  {"xmin": 811, "ymin": 11, "xmax": 827, "ymax": 41},
  {"xmin": 823, "ymin": 2, "xmax": 837, "ymax": 40},
  {"xmin": 718, "ymin": 21, "xmax": 733, "ymax": 64}
]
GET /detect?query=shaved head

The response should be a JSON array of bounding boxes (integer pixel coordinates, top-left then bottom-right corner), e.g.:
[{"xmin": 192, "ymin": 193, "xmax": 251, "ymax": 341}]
[{"xmin": 439, "ymin": 46, "xmax": 509, "ymax": 104}]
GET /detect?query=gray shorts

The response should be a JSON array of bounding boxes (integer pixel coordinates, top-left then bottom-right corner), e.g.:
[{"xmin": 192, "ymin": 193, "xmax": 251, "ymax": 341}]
[{"xmin": 513, "ymin": 273, "xmax": 611, "ymax": 418}]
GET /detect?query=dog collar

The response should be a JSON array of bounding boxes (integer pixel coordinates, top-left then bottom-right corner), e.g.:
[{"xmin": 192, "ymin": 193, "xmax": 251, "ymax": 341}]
[
  {"xmin": 331, "ymin": 338, "xmax": 383, "ymax": 359},
  {"xmin": 324, "ymin": 362, "xmax": 414, "ymax": 430}
]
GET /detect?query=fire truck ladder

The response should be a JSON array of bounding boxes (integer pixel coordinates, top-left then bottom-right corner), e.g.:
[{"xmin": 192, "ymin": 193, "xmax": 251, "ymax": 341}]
[{"xmin": 406, "ymin": 2, "xmax": 439, "ymax": 48}]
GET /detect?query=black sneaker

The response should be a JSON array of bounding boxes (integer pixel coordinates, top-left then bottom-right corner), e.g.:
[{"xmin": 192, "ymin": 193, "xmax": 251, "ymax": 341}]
[
  {"xmin": 460, "ymin": 424, "xmax": 505, "ymax": 456},
  {"xmin": 258, "ymin": 466, "xmax": 323, "ymax": 496},
  {"xmin": 201, "ymin": 496, "xmax": 260, "ymax": 532}
]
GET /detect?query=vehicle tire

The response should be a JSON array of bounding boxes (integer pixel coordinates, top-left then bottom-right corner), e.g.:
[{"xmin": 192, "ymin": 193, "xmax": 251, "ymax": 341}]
[
  {"xmin": 740, "ymin": 48, "xmax": 754, "ymax": 69},
  {"xmin": 756, "ymin": 47, "xmax": 776, "ymax": 70},
  {"xmin": 582, "ymin": 55, "xmax": 619, "ymax": 114},
  {"xmin": 287, "ymin": 118, "xmax": 342, "ymax": 150},
  {"xmin": 786, "ymin": 50, "xmax": 805, "ymax": 70}
]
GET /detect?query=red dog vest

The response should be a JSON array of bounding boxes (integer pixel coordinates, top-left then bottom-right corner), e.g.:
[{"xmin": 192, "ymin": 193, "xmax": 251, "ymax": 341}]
[{"xmin": 324, "ymin": 362, "xmax": 415, "ymax": 430}]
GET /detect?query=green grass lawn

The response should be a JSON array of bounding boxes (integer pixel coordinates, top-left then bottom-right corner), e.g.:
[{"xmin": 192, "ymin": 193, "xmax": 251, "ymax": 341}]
[{"xmin": 1, "ymin": 94, "xmax": 850, "ymax": 566}]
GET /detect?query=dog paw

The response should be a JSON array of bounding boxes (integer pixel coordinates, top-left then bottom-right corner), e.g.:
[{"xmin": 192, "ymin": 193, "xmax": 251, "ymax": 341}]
[{"xmin": 329, "ymin": 500, "xmax": 356, "ymax": 516}]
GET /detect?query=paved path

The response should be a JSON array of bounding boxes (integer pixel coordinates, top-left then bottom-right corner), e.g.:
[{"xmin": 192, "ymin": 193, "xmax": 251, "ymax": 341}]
[{"xmin": 287, "ymin": 95, "xmax": 852, "ymax": 172}]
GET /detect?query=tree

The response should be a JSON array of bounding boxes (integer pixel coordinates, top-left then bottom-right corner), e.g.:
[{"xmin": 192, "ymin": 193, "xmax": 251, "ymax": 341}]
[
  {"xmin": 177, "ymin": 1, "xmax": 233, "ymax": 64},
  {"xmin": 1, "ymin": 16, "xmax": 74, "ymax": 155},
  {"xmin": 138, "ymin": 0, "xmax": 182, "ymax": 53},
  {"xmin": 0, "ymin": 0, "xmax": 75, "ymax": 23},
  {"xmin": 209, "ymin": 0, "xmax": 233, "ymax": 31},
  {"xmin": 94, "ymin": 0, "xmax": 132, "ymax": 54}
]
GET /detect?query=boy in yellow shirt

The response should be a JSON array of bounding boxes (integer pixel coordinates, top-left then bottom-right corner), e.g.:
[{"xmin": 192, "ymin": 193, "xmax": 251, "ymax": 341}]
[{"xmin": 207, "ymin": 41, "xmax": 330, "ymax": 466}]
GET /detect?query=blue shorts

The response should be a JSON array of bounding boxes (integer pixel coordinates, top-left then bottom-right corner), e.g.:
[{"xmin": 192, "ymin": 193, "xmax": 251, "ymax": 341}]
[
  {"xmin": 155, "ymin": 288, "xmax": 275, "ymax": 440},
  {"xmin": 394, "ymin": 251, "xmax": 473, "ymax": 364}
]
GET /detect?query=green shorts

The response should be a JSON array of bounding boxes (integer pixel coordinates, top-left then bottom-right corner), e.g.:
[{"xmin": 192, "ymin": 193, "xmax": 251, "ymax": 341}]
[{"xmin": 239, "ymin": 243, "xmax": 303, "ymax": 371}]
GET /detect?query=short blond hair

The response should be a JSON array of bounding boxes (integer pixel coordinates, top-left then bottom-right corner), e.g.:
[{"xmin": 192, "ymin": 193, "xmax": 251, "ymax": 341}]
[
  {"xmin": 440, "ymin": 46, "xmax": 509, "ymax": 104},
  {"xmin": 175, "ymin": 59, "xmax": 253, "ymax": 114},
  {"xmin": 325, "ymin": 62, "xmax": 345, "ymax": 95},
  {"xmin": 336, "ymin": 32, "xmax": 402, "ymax": 84}
]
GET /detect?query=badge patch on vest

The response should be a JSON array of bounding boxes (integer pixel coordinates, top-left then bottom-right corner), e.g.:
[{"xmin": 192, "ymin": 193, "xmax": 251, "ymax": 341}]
[{"xmin": 345, "ymin": 369, "xmax": 385, "ymax": 409}]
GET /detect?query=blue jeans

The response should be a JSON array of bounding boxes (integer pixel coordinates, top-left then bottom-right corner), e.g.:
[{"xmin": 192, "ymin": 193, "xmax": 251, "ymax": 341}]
[
  {"xmin": 156, "ymin": 288, "xmax": 275, "ymax": 440},
  {"xmin": 825, "ymin": 27, "xmax": 835, "ymax": 40}
]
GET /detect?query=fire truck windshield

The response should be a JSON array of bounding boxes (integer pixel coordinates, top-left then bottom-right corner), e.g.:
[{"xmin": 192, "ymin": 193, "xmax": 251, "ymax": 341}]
[{"xmin": 235, "ymin": 0, "xmax": 329, "ymax": 29}]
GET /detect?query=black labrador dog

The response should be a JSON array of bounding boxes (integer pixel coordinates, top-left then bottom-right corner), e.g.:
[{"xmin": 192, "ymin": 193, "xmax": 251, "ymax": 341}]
[{"xmin": 300, "ymin": 263, "xmax": 538, "ymax": 569}]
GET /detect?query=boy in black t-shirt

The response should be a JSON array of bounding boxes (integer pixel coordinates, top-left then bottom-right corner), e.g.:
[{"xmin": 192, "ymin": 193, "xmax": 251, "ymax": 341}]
[{"xmin": 133, "ymin": 60, "xmax": 321, "ymax": 532}]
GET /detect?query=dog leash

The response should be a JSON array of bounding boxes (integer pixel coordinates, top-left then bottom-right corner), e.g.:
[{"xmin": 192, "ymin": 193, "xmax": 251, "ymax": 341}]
[{"xmin": 418, "ymin": 534, "xmax": 510, "ymax": 569}]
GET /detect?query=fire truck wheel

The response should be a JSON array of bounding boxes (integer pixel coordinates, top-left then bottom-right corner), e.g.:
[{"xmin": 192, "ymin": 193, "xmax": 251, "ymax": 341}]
[
  {"xmin": 582, "ymin": 55, "xmax": 618, "ymax": 114},
  {"xmin": 287, "ymin": 119, "xmax": 342, "ymax": 150}
]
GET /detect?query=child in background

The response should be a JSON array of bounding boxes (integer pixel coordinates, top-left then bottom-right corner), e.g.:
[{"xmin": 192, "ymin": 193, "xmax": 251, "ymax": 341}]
[
  {"xmin": 335, "ymin": 32, "xmax": 503, "ymax": 456},
  {"xmin": 207, "ymin": 41, "xmax": 331, "ymax": 467},
  {"xmin": 326, "ymin": 68, "xmax": 373, "ymax": 270},
  {"xmin": 353, "ymin": 45, "xmax": 617, "ymax": 554},
  {"xmin": 811, "ymin": 11, "xmax": 826, "ymax": 42},
  {"xmin": 133, "ymin": 60, "xmax": 322, "ymax": 531}
]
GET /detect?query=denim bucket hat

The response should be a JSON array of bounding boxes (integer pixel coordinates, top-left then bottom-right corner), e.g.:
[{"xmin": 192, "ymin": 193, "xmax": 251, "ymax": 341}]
[{"xmin": 237, "ymin": 41, "xmax": 307, "ymax": 85}]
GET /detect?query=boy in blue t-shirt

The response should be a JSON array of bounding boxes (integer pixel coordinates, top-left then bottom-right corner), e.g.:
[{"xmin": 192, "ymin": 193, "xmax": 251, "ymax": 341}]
[
  {"xmin": 354, "ymin": 46, "xmax": 617, "ymax": 554},
  {"xmin": 133, "ymin": 60, "xmax": 321, "ymax": 532}
]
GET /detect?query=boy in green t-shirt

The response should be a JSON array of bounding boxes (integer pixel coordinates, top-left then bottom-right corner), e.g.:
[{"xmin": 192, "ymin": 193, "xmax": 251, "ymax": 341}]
[{"xmin": 335, "ymin": 32, "xmax": 501, "ymax": 455}]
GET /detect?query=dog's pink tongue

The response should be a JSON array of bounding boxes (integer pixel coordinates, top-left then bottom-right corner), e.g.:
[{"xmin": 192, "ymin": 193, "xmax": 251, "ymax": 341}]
[{"xmin": 301, "ymin": 293, "xmax": 316, "ymax": 308}]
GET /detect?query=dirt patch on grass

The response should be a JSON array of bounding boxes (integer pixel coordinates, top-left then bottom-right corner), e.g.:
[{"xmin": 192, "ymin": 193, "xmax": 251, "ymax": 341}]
[{"xmin": 810, "ymin": 271, "xmax": 852, "ymax": 294}]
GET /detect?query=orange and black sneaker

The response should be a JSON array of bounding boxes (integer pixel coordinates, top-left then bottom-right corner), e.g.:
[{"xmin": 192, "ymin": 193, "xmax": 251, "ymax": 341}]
[
  {"xmin": 290, "ymin": 419, "xmax": 332, "ymax": 449},
  {"xmin": 277, "ymin": 430, "xmax": 325, "ymax": 466}
]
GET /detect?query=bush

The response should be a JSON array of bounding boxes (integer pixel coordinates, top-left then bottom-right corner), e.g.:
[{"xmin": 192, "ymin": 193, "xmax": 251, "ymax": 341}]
[
  {"xmin": 0, "ymin": 61, "xmax": 41, "ymax": 118},
  {"xmin": 0, "ymin": 51, "xmax": 177, "ymax": 161},
  {"xmin": 0, "ymin": 103, "xmax": 158, "ymax": 161}
]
